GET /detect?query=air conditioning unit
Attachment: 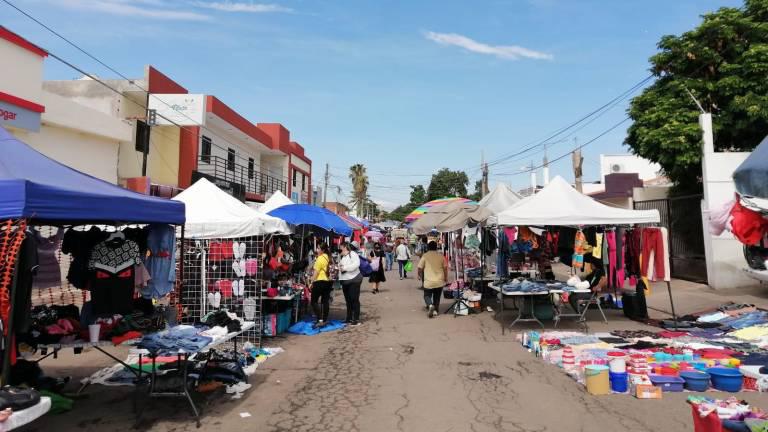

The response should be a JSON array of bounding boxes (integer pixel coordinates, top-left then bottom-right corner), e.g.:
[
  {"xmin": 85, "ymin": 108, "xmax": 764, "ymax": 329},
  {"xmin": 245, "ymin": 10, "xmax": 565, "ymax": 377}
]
[{"xmin": 611, "ymin": 163, "xmax": 623, "ymax": 173}]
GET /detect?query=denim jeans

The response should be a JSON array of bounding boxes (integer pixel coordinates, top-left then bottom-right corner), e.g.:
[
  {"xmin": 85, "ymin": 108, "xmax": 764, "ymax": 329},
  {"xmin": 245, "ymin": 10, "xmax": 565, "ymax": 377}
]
[
  {"xmin": 423, "ymin": 287, "xmax": 443, "ymax": 310},
  {"xmin": 341, "ymin": 278, "xmax": 362, "ymax": 322},
  {"xmin": 398, "ymin": 260, "xmax": 408, "ymax": 278},
  {"xmin": 385, "ymin": 252, "xmax": 394, "ymax": 271}
]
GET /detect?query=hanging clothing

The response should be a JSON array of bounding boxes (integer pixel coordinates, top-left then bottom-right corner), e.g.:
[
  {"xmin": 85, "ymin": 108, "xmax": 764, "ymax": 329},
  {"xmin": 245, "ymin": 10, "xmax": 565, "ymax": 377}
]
[
  {"xmin": 14, "ymin": 233, "xmax": 39, "ymax": 334},
  {"xmin": 709, "ymin": 198, "xmax": 736, "ymax": 236},
  {"xmin": 572, "ymin": 230, "xmax": 587, "ymax": 269},
  {"xmin": 88, "ymin": 236, "xmax": 142, "ymax": 273},
  {"xmin": 593, "ymin": 233, "xmax": 603, "ymax": 260},
  {"xmin": 641, "ymin": 227, "xmax": 667, "ymax": 281},
  {"xmin": 615, "ymin": 228, "xmax": 626, "ymax": 289},
  {"xmin": 605, "ymin": 230, "xmax": 617, "ymax": 288},
  {"xmin": 625, "ymin": 229, "xmax": 642, "ymax": 277},
  {"xmin": 32, "ymin": 228, "xmax": 63, "ymax": 290},
  {"xmin": 62, "ymin": 227, "xmax": 107, "ymax": 289},
  {"xmin": 480, "ymin": 230, "xmax": 497, "ymax": 256},
  {"xmin": 91, "ymin": 267, "xmax": 135, "ymax": 315},
  {"xmin": 496, "ymin": 229, "xmax": 510, "ymax": 278},
  {"xmin": 144, "ymin": 224, "xmax": 177, "ymax": 299},
  {"xmin": 731, "ymin": 200, "xmax": 768, "ymax": 246}
]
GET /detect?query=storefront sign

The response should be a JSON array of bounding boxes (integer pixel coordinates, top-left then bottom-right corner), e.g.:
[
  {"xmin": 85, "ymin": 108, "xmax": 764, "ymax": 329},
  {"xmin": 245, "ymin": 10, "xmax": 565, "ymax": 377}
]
[
  {"xmin": 191, "ymin": 171, "xmax": 246, "ymax": 201},
  {"xmin": 0, "ymin": 100, "xmax": 40, "ymax": 132},
  {"xmin": 148, "ymin": 94, "xmax": 205, "ymax": 126}
]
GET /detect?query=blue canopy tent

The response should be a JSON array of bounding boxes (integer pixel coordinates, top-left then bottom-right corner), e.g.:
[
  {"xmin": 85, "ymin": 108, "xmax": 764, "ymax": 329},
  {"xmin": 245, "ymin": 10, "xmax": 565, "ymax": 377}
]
[
  {"xmin": 268, "ymin": 204, "xmax": 352, "ymax": 236},
  {"xmin": 734, "ymin": 135, "xmax": 768, "ymax": 200},
  {"xmin": 0, "ymin": 127, "xmax": 185, "ymax": 384},
  {"xmin": 0, "ymin": 127, "xmax": 185, "ymax": 224}
]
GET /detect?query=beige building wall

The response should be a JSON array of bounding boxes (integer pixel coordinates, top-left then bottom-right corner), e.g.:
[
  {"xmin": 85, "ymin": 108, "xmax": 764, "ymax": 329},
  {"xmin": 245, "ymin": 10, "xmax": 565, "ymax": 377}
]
[{"xmin": 0, "ymin": 41, "xmax": 43, "ymax": 104}]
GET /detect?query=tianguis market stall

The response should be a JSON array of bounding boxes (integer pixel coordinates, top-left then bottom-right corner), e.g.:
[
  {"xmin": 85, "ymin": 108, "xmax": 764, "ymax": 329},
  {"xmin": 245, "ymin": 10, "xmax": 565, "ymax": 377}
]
[{"xmin": 491, "ymin": 176, "xmax": 665, "ymax": 332}]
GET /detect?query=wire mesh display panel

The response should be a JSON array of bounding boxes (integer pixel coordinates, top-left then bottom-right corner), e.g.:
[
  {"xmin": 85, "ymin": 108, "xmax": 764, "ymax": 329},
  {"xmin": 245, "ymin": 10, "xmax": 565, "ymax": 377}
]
[{"xmin": 179, "ymin": 237, "xmax": 264, "ymax": 348}]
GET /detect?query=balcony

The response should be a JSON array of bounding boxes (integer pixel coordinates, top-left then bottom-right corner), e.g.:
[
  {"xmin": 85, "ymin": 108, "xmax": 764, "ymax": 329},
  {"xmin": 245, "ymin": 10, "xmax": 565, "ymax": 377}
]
[{"xmin": 195, "ymin": 155, "xmax": 287, "ymax": 200}]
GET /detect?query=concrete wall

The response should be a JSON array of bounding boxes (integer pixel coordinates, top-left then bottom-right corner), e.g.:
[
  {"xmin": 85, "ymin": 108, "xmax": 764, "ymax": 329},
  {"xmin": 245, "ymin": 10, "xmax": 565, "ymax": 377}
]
[
  {"xmin": 198, "ymin": 123, "xmax": 262, "ymax": 172},
  {"xmin": 699, "ymin": 113, "xmax": 755, "ymax": 289},
  {"xmin": 600, "ymin": 154, "xmax": 661, "ymax": 182},
  {"xmin": 0, "ymin": 41, "xmax": 43, "ymax": 105},
  {"xmin": 118, "ymin": 125, "xmax": 180, "ymax": 187},
  {"xmin": 633, "ymin": 186, "xmax": 671, "ymax": 202}
]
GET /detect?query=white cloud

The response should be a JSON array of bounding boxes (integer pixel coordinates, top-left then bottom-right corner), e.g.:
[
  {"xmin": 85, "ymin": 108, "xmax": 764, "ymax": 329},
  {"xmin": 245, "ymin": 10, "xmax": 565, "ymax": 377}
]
[
  {"xmin": 424, "ymin": 31, "xmax": 553, "ymax": 61},
  {"xmin": 58, "ymin": 0, "xmax": 210, "ymax": 20},
  {"xmin": 193, "ymin": 1, "xmax": 292, "ymax": 13}
]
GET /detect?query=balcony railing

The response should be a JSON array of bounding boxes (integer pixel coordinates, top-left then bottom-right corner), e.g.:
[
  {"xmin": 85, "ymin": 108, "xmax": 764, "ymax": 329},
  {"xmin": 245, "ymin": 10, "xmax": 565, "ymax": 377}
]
[{"xmin": 196, "ymin": 155, "xmax": 287, "ymax": 198}]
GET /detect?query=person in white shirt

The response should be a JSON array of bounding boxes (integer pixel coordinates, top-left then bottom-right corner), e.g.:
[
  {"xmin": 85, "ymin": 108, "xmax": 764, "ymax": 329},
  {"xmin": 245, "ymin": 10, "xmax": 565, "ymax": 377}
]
[
  {"xmin": 395, "ymin": 239, "xmax": 411, "ymax": 280},
  {"xmin": 338, "ymin": 241, "xmax": 363, "ymax": 326}
]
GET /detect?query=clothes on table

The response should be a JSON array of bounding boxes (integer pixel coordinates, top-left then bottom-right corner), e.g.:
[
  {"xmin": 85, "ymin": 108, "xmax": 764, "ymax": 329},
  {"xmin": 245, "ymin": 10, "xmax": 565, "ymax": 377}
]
[{"xmin": 137, "ymin": 325, "xmax": 213, "ymax": 355}]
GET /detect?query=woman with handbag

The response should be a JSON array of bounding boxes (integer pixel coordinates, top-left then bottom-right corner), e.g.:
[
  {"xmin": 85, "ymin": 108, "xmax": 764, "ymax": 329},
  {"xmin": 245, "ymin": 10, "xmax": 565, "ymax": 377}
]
[
  {"xmin": 339, "ymin": 242, "xmax": 363, "ymax": 326},
  {"xmin": 311, "ymin": 243, "xmax": 333, "ymax": 328},
  {"xmin": 368, "ymin": 242, "xmax": 386, "ymax": 294}
]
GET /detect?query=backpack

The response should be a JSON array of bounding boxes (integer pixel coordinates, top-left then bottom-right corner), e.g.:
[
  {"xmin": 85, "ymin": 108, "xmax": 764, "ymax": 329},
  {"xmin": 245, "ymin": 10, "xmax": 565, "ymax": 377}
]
[{"xmin": 358, "ymin": 253, "xmax": 373, "ymax": 277}]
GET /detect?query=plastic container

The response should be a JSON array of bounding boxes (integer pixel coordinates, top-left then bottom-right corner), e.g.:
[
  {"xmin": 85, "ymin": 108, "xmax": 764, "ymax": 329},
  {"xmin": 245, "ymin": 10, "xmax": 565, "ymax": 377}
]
[
  {"xmin": 649, "ymin": 374, "xmax": 685, "ymax": 392},
  {"xmin": 609, "ymin": 371, "xmax": 628, "ymax": 393},
  {"xmin": 680, "ymin": 371, "xmax": 710, "ymax": 392},
  {"xmin": 585, "ymin": 365, "xmax": 610, "ymax": 395},
  {"xmin": 607, "ymin": 352, "xmax": 627, "ymax": 373},
  {"xmin": 708, "ymin": 367, "xmax": 743, "ymax": 392}
]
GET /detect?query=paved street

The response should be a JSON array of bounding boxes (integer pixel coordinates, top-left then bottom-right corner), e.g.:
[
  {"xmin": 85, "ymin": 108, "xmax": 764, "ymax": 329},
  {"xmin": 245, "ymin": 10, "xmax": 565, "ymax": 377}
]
[{"xmin": 22, "ymin": 266, "xmax": 768, "ymax": 432}]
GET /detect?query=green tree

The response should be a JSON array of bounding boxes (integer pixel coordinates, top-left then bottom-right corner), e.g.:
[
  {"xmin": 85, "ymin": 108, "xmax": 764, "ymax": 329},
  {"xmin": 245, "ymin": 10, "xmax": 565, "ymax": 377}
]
[
  {"xmin": 426, "ymin": 168, "xmax": 469, "ymax": 200},
  {"xmin": 348, "ymin": 164, "xmax": 369, "ymax": 214},
  {"xmin": 468, "ymin": 179, "xmax": 483, "ymax": 202},
  {"xmin": 409, "ymin": 185, "xmax": 427, "ymax": 205},
  {"xmin": 625, "ymin": 0, "xmax": 768, "ymax": 194}
]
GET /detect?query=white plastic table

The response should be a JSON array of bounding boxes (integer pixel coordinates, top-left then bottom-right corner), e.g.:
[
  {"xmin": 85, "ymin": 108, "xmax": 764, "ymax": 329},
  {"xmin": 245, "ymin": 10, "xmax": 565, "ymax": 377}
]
[{"xmin": 489, "ymin": 283, "xmax": 549, "ymax": 333}]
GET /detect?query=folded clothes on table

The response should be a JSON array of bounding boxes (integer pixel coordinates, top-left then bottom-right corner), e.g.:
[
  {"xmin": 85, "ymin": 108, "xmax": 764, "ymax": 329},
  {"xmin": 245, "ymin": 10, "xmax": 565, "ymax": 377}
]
[{"xmin": 137, "ymin": 325, "xmax": 213, "ymax": 355}]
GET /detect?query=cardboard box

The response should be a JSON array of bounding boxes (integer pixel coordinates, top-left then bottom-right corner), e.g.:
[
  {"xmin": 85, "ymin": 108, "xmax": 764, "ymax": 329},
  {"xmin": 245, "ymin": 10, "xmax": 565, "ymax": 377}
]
[{"xmin": 634, "ymin": 384, "xmax": 662, "ymax": 399}]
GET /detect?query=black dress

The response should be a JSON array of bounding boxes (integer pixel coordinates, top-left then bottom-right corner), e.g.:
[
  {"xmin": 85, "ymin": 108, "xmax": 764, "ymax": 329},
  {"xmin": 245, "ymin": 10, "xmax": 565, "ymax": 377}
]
[{"xmin": 368, "ymin": 251, "xmax": 386, "ymax": 283}]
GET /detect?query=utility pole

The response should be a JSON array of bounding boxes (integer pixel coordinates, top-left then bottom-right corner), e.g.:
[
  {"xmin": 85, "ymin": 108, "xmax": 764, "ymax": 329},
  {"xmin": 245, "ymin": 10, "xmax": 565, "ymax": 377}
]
[
  {"xmin": 481, "ymin": 151, "xmax": 489, "ymax": 197},
  {"xmin": 529, "ymin": 160, "xmax": 537, "ymax": 195},
  {"xmin": 572, "ymin": 137, "xmax": 584, "ymax": 193},
  {"xmin": 322, "ymin": 163, "xmax": 329, "ymax": 208},
  {"xmin": 542, "ymin": 142, "xmax": 550, "ymax": 185}
]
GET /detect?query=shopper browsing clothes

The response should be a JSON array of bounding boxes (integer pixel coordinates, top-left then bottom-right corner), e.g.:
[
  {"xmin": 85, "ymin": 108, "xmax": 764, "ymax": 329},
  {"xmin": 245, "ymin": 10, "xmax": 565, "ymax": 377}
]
[
  {"xmin": 418, "ymin": 241, "xmax": 448, "ymax": 318},
  {"xmin": 338, "ymin": 242, "xmax": 363, "ymax": 326},
  {"xmin": 368, "ymin": 242, "xmax": 386, "ymax": 294},
  {"xmin": 384, "ymin": 241, "xmax": 394, "ymax": 271},
  {"xmin": 311, "ymin": 243, "xmax": 333, "ymax": 328},
  {"xmin": 395, "ymin": 239, "xmax": 411, "ymax": 279}
]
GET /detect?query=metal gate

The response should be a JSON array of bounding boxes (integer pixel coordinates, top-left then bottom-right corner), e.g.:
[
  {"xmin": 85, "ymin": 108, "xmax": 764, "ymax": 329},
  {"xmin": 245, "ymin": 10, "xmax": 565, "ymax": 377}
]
[{"xmin": 634, "ymin": 195, "xmax": 708, "ymax": 283}]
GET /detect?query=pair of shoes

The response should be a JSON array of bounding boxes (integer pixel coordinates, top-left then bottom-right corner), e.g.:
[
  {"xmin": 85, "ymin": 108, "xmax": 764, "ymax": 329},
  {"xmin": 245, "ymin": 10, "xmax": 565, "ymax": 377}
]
[
  {"xmin": 313, "ymin": 320, "xmax": 326, "ymax": 329},
  {"xmin": 427, "ymin": 305, "xmax": 435, "ymax": 318},
  {"xmin": 350, "ymin": 321, "xmax": 362, "ymax": 326},
  {"xmin": 431, "ymin": 308, "xmax": 439, "ymax": 318},
  {"xmin": 371, "ymin": 290, "xmax": 377, "ymax": 294},
  {"xmin": 399, "ymin": 277, "xmax": 403, "ymax": 280}
]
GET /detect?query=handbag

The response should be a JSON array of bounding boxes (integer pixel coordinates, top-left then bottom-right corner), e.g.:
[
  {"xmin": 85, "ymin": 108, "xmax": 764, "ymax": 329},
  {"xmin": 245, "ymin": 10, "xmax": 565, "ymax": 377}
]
[{"xmin": 404, "ymin": 261, "xmax": 413, "ymax": 273}]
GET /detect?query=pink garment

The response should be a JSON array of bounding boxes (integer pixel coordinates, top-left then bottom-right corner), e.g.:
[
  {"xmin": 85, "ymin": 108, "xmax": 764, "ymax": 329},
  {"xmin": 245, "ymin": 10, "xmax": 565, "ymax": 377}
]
[
  {"xmin": 245, "ymin": 259, "xmax": 259, "ymax": 276},
  {"xmin": 709, "ymin": 197, "xmax": 736, "ymax": 236},
  {"xmin": 605, "ymin": 230, "xmax": 617, "ymax": 287},
  {"xmin": 503, "ymin": 227, "xmax": 517, "ymax": 242},
  {"xmin": 215, "ymin": 280, "xmax": 233, "ymax": 298},
  {"xmin": 134, "ymin": 263, "xmax": 152, "ymax": 288}
]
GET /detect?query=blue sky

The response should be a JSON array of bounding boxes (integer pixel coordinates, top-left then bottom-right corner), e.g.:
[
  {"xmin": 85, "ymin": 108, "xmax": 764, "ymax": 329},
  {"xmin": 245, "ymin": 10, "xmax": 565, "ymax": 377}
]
[{"xmin": 2, "ymin": 0, "xmax": 742, "ymax": 209}]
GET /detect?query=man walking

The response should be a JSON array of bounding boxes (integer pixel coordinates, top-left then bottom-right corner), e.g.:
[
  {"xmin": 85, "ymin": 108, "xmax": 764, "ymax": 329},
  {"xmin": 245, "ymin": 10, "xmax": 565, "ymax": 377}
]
[
  {"xmin": 418, "ymin": 241, "xmax": 448, "ymax": 318},
  {"xmin": 395, "ymin": 239, "xmax": 411, "ymax": 279}
]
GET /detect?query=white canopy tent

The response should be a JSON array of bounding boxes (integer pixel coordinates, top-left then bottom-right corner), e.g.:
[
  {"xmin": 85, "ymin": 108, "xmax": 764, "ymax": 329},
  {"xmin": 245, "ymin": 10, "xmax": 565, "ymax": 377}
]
[
  {"xmin": 497, "ymin": 176, "xmax": 660, "ymax": 226},
  {"xmin": 259, "ymin": 190, "xmax": 294, "ymax": 215},
  {"xmin": 479, "ymin": 183, "xmax": 523, "ymax": 225},
  {"xmin": 173, "ymin": 178, "xmax": 291, "ymax": 239}
]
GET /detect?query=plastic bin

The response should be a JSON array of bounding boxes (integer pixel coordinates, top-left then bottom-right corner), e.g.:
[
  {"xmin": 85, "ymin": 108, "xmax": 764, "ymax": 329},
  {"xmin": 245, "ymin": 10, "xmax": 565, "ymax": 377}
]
[
  {"xmin": 649, "ymin": 374, "xmax": 685, "ymax": 392},
  {"xmin": 680, "ymin": 371, "xmax": 711, "ymax": 392},
  {"xmin": 708, "ymin": 368, "xmax": 743, "ymax": 392},
  {"xmin": 609, "ymin": 371, "xmax": 628, "ymax": 393}
]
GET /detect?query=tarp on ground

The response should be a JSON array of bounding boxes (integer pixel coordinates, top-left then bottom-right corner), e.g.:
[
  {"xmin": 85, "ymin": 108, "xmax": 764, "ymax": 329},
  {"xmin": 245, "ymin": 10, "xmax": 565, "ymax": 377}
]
[
  {"xmin": 268, "ymin": 204, "xmax": 353, "ymax": 236},
  {"xmin": 172, "ymin": 178, "xmax": 291, "ymax": 238},
  {"xmin": 479, "ymin": 183, "xmax": 523, "ymax": 225},
  {"xmin": 0, "ymin": 126, "xmax": 185, "ymax": 224},
  {"xmin": 734, "ymin": 135, "xmax": 768, "ymax": 199},
  {"xmin": 497, "ymin": 176, "xmax": 660, "ymax": 226},
  {"xmin": 259, "ymin": 190, "xmax": 294, "ymax": 214}
]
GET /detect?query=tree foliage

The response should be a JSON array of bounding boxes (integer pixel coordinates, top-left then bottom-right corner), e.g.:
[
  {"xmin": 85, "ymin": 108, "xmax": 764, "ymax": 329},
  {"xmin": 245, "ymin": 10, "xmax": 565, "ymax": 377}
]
[
  {"xmin": 625, "ymin": 0, "xmax": 768, "ymax": 193},
  {"xmin": 348, "ymin": 164, "xmax": 369, "ymax": 213},
  {"xmin": 426, "ymin": 168, "xmax": 469, "ymax": 200},
  {"xmin": 468, "ymin": 179, "xmax": 483, "ymax": 202}
]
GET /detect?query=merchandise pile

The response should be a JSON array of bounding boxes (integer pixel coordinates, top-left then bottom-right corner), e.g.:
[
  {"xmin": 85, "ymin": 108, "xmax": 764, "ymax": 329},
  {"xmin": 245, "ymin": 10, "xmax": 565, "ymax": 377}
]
[
  {"xmin": 519, "ymin": 304, "xmax": 768, "ymax": 398},
  {"xmin": 689, "ymin": 396, "xmax": 768, "ymax": 432}
]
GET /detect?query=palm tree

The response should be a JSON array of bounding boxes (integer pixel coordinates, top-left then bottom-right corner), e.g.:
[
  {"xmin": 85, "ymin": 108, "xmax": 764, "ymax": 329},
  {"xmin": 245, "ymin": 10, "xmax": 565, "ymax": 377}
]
[{"xmin": 348, "ymin": 164, "xmax": 369, "ymax": 216}]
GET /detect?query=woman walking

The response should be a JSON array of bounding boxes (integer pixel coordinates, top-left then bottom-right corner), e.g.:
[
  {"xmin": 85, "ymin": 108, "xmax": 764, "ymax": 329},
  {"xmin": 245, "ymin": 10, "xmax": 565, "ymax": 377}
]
[
  {"xmin": 368, "ymin": 242, "xmax": 386, "ymax": 294},
  {"xmin": 311, "ymin": 243, "xmax": 333, "ymax": 328},
  {"xmin": 339, "ymin": 242, "xmax": 363, "ymax": 326}
]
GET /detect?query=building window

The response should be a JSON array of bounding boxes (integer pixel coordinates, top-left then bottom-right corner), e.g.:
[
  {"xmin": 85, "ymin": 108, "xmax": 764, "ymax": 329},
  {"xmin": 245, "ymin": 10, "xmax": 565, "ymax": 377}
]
[
  {"xmin": 301, "ymin": 173, "xmax": 306, "ymax": 191},
  {"xmin": 201, "ymin": 135, "xmax": 212, "ymax": 164},
  {"xmin": 227, "ymin": 148, "xmax": 235, "ymax": 171},
  {"xmin": 292, "ymin": 169, "xmax": 297, "ymax": 187},
  {"xmin": 248, "ymin": 158, "xmax": 254, "ymax": 179}
]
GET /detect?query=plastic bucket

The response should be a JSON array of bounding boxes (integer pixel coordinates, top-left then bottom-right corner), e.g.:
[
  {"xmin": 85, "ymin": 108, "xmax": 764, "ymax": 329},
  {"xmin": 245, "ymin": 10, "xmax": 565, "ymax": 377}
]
[
  {"xmin": 680, "ymin": 371, "xmax": 711, "ymax": 392},
  {"xmin": 609, "ymin": 371, "xmax": 628, "ymax": 393},
  {"xmin": 607, "ymin": 351, "xmax": 627, "ymax": 373},
  {"xmin": 708, "ymin": 367, "xmax": 743, "ymax": 392},
  {"xmin": 585, "ymin": 365, "xmax": 610, "ymax": 395}
]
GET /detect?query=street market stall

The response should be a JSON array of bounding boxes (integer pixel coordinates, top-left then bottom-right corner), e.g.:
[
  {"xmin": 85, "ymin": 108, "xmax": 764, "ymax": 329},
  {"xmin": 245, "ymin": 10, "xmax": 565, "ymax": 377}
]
[
  {"xmin": 494, "ymin": 176, "xmax": 664, "ymax": 331},
  {"xmin": 0, "ymin": 126, "xmax": 190, "ymax": 426}
]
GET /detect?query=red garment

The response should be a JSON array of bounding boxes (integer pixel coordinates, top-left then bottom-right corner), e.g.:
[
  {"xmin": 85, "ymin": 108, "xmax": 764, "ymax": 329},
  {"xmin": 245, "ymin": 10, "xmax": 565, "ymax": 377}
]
[
  {"xmin": 112, "ymin": 331, "xmax": 143, "ymax": 345},
  {"xmin": 658, "ymin": 331, "xmax": 689, "ymax": 338},
  {"xmin": 641, "ymin": 228, "xmax": 665, "ymax": 281},
  {"xmin": 730, "ymin": 200, "xmax": 768, "ymax": 246},
  {"xmin": 216, "ymin": 280, "xmax": 233, "ymax": 298},
  {"xmin": 209, "ymin": 241, "xmax": 234, "ymax": 261},
  {"xmin": 696, "ymin": 348, "xmax": 737, "ymax": 359}
]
